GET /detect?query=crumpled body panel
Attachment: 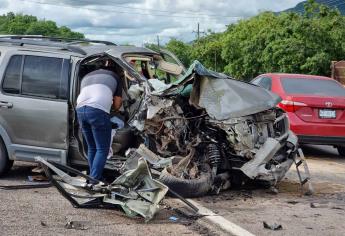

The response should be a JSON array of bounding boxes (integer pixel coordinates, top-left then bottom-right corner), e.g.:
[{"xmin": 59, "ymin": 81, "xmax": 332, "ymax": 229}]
[
  {"xmin": 190, "ymin": 76, "xmax": 281, "ymax": 120},
  {"xmin": 152, "ymin": 61, "xmax": 281, "ymax": 120},
  {"xmin": 123, "ymin": 60, "xmax": 304, "ymax": 197},
  {"xmin": 37, "ymin": 156, "xmax": 168, "ymax": 222}
]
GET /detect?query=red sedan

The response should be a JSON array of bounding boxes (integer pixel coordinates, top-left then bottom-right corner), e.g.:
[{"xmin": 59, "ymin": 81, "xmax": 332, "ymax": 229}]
[{"xmin": 252, "ymin": 73, "xmax": 345, "ymax": 156}]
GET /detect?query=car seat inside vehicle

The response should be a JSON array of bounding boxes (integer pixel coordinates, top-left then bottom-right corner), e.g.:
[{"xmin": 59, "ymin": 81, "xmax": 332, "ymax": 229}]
[{"xmin": 124, "ymin": 54, "xmax": 184, "ymax": 84}]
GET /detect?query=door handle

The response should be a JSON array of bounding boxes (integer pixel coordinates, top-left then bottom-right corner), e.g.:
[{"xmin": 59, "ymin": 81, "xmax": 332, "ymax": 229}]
[{"xmin": 0, "ymin": 101, "xmax": 13, "ymax": 109}]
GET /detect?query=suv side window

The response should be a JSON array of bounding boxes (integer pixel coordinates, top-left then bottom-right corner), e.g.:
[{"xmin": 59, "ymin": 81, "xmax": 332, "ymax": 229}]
[
  {"xmin": 3, "ymin": 55, "xmax": 22, "ymax": 94},
  {"xmin": 22, "ymin": 56, "xmax": 63, "ymax": 99},
  {"xmin": 2, "ymin": 55, "xmax": 70, "ymax": 99},
  {"xmin": 258, "ymin": 77, "xmax": 272, "ymax": 90}
]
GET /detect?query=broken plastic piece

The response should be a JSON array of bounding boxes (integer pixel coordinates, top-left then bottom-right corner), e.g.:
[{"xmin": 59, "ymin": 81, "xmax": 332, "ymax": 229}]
[
  {"xmin": 28, "ymin": 175, "xmax": 48, "ymax": 182},
  {"xmin": 263, "ymin": 221, "xmax": 283, "ymax": 230},
  {"xmin": 65, "ymin": 221, "xmax": 89, "ymax": 230},
  {"xmin": 169, "ymin": 216, "xmax": 178, "ymax": 222}
]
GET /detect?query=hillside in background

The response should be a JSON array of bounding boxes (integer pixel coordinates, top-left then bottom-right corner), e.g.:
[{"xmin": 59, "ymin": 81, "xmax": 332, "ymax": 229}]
[{"xmin": 285, "ymin": 0, "xmax": 345, "ymax": 15}]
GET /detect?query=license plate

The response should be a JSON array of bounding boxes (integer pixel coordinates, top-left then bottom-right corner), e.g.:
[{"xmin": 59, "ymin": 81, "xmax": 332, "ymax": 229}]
[{"xmin": 319, "ymin": 109, "xmax": 336, "ymax": 119}]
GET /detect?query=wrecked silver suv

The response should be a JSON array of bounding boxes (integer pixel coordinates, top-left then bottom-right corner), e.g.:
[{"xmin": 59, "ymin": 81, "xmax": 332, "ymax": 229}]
[
  {"xmin": 0, "ymin": 37, "xmax": 296, "ymax": 193},
  {"xmin": 31, "ymin": 43, "xmax": 300, "ymax": 220},
  {"xmin": 121, "ymin": 61, "xmax": 298, "ymax": 197},
  {"xmin": 38, "ymin": 59, "xmax": 300, "ymax": 220}
]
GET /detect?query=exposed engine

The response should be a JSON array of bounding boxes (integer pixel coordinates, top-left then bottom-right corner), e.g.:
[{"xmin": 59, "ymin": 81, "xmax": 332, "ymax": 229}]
[
  {"xmin": 126, "ymin": 92, "xmax": 296, "ymax": 197},
  {"xmin": 118, "ymin": 61, "xmax": 299, "ymax": 197}
]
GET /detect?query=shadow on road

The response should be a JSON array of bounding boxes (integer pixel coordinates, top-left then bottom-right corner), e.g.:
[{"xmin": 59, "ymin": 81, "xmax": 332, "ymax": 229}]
[
  {"xmin": 301, "ymin": 144, "xmax": 341, "ymax": 159},
  {"xmin": 2, "ymin": 161, "xmax": 37, "ymax": 181}
]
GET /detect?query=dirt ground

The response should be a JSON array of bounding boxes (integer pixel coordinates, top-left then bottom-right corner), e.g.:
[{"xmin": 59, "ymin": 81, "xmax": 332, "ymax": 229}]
[
  {"xmin": 194, "ymin": 145, "xmax": 345, "ymax": 236},
  {"xmin": 1, "ymin": 145, "xmax": 344, "ymax": 236}
]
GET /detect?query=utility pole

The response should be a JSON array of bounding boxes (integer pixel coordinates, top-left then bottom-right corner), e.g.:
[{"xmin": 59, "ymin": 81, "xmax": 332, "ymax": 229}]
[
  {"xmin": 193, "ymin": 22, "xmax": 205, "ymax": 41},
  {"xmin": 197, "ymin": 23, "xmax": 200, "ymax": 40},
  {"xmin": 157, "ymin": 35, "xmax": 160, "ymax": 48}
]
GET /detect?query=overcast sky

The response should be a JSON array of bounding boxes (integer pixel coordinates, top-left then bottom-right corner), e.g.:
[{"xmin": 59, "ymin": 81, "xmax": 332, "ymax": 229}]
[{"xmin": 0, "ymin": 0, "xmax": 302, "ymax": 45}]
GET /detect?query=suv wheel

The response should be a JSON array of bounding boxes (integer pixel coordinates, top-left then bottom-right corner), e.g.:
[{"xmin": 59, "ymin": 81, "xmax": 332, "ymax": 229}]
[
  {"xmin": 337, "ymin": 146, "xmax": 345, "ymax": 157},
  {"xmin": 0, "ymin": 140, "xmax": 13, "ymax": 176}
]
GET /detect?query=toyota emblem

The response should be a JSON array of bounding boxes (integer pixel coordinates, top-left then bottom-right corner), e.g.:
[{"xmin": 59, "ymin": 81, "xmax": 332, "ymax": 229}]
[{"xmin": 325, "ymin": 102, "xmax": 333, "ymax": 108}]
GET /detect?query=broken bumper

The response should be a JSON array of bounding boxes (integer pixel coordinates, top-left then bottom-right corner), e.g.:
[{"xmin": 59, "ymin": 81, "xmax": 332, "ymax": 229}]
[{"xmin": 240, "ymin": 131, "xmax": 298, "ymax": 184}]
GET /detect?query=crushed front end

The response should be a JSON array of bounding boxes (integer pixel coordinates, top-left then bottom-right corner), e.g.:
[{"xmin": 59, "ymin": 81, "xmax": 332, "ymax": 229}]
[{"xmin": 127, "ymin": 61, "xmax": 300, "ymax": 197}]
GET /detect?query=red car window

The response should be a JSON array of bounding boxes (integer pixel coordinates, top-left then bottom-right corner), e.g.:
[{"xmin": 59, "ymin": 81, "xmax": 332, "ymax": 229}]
[{"xmin": 281, "ymin": 78, "xmax": 345, "ymax": 96}]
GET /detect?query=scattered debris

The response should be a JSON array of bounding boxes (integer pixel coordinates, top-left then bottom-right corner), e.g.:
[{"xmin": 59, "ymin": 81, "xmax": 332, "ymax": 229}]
[
  {"xmin": 37, "ymin": 156, "xmax": 168, "ymax": 222},
  {"xmin": 31, "ymin": 166, "xmax": 44, "ymax": 174},
  {"xmin": 263, "ymin": 221, "xmax": 283, "ymax": 230},
  {"xmin": 310, "ymin": 203, "xmax": 330, "ymax": 209},
  {"xmin": 173, "ymin": 207, "xmax": 201, "ymax": 221},
  {"xmin": 40, "ymin": 221, "xmax": 47, "ymax": 227},
  {"xmin": 28, "ymin": 175, "xmax": 48, "ymax": 182},
  {"xmin": 287, "ymin": 200, "xmax": 299, "ymax": 205},
  {"xmin": 0, "ymin": 183, "xmax": 51, "ymax": 190},
  {"xmin": 331, "ymin": 206, "xmax": 344, "ymax": 210},
  {"xmin": 169, "ymin": 216, "xmax": 179, "ymax": 222},
  {"xmin": 65, "ymin": 221, "xmax": 89, "ymax": 230},
  {"xmin": 267, "ymin": 186, "xmax": 279, "ymax": 195}
]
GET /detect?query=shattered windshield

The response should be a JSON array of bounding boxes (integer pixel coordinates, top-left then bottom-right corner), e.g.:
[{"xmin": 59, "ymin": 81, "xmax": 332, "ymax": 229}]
[{"xmin": 124, "ymin": 52, "xmax": 185, "ymax": 84}]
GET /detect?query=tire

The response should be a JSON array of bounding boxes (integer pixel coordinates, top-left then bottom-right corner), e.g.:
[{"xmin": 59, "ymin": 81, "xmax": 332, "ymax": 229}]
[
  {"xmin": 0, "ymin": 139, "xmax": 13, "ymax": 176},
  {"xmin": 337, "ymin": 146, "xmax": 345, "ymax": 157},
  {"xmin": 159, "ymin": 168, "xmax": 213, "ymax": 198}
]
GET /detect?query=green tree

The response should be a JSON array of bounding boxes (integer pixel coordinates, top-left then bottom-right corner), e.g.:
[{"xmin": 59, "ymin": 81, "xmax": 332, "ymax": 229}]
[
  {"xmin": 162, "ymin": 0, "xmax": 345, "ymax": 80},
  {"xmin": 0, "ymin": 12, "xmax": 84, "ymax": 39},
  {"xmin": 144, "ymin": 43, "xmax": 160, "ymax": 52},
  {"xmin": 144, "ymin": 41, "xmax": 192, "ymax": 67},
  {"xmin": 165, "ymin": 38, "xmax": 192, "ymax": 67},
  {"xmin": 190, "ymin": 32, "xmax": 227, "ymax": 72},
  {"xmin": 220, "ymin": 0, "xmax": 345, "ymax": 80}
]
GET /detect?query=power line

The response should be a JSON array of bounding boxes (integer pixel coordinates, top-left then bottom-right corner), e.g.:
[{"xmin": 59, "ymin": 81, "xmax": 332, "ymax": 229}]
[
  {"xmin": 16, "ymin": 0, "xmax": 245, "ymax": 20},
  {"xmin": 72, "ymin": 0, "xmax": 242, "ymax": 18}
]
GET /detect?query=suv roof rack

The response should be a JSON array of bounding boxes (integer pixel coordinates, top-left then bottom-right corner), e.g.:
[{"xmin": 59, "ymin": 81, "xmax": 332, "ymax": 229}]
[
  {"xmin": 0, "ymin": 35, "xmax": 117, "ymax": 55},
  {"xmin": 0, "ymin": 35, "xmax": 116, "ymax": 45}
]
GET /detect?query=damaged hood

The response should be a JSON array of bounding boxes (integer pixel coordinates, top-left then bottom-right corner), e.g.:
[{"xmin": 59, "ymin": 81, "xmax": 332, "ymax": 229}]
[{"xmin": 153, "ymin": 61, "xmax": 281, "ymax": 120}]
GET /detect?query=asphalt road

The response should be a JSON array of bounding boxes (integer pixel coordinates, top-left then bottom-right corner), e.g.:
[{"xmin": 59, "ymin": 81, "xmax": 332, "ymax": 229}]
[
  {"xmin": 0, "ymin": 145, "xmax": 344, "ymax": 236},
  {"xmin": 194, "ymin": 145, "xmax": 345, "ymax": 236},
  {"xmin": 0, "ymin": 162, "xmax": 212, "ymax": 236}
]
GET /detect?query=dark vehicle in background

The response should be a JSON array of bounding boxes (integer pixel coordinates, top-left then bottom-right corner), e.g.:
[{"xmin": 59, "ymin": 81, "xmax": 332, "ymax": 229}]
[{"xmin": 252, "ymin": 73, "xmax": 345, "ymax": 156}]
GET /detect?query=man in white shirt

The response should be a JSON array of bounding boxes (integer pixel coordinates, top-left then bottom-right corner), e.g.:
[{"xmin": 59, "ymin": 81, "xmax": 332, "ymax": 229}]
[{"xmin": 76, "ymin": 62, "xmax": 122, "ymax": 181}]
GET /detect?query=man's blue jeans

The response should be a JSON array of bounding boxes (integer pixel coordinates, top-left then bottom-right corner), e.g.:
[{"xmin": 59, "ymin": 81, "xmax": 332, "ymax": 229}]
[{"xmin": 76, "ymin": 106, "xmax": 111, "ymax": 180}]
